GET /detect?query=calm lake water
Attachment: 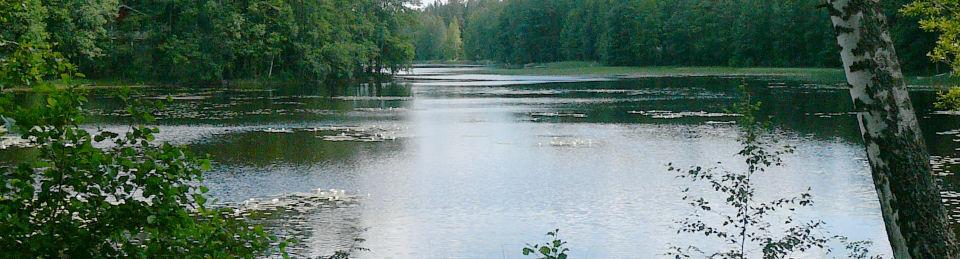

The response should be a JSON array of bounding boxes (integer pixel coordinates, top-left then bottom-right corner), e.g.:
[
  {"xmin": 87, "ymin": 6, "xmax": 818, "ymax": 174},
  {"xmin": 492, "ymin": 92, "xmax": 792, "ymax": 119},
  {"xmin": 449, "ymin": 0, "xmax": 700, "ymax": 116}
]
[{"xmin": 8, "ymin": 67, "xmax": 960, "ymax": 258}]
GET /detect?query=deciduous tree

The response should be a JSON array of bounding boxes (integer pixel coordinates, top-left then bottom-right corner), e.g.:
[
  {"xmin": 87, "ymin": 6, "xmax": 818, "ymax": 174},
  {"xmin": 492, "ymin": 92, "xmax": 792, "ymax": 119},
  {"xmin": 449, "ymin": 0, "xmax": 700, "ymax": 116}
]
[{"xmin": 824, "ymin": 0, "xmax": 959, "ymax": 257}]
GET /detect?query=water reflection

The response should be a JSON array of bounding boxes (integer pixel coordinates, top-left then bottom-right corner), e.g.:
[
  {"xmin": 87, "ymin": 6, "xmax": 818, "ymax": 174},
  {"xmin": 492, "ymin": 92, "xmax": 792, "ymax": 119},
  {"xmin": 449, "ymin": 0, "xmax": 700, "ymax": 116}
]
[
  {"xmin": 8, "ymin": 67, "xmax": 960, "ymax": 257},
  {"xmin": 79, "ymin": 82, "xmax": 412, "ymax": 126}
]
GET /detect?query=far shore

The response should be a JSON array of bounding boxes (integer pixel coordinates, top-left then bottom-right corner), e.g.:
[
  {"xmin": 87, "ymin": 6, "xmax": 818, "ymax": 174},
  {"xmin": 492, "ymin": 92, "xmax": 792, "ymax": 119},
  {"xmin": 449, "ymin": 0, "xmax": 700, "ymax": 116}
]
[
  {"xmin": 6, "ymin": 62, "xmax": 958, "ymax": 92},
  {"xmin": 459, "ymin": 61, "xmax": 957, "ymax": 86}
]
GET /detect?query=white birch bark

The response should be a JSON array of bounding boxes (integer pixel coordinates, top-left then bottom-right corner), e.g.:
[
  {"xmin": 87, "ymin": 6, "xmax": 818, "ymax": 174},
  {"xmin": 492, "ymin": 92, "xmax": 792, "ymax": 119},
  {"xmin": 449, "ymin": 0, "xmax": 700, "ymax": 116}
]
[{"xmin": 825, "ymin": 0, "xmax": 958, "ymax": 258}]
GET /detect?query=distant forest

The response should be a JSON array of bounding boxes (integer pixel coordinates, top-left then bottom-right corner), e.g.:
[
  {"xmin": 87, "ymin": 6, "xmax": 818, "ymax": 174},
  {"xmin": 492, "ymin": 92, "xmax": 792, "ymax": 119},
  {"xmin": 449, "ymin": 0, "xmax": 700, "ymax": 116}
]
[
  {"xmin": 411, "ymin": 0, "xmax": 941, "ymax": 74},
  {"xmin": 4, "ymin": 0, "xmax": 942, "ymax": 86},
  {"xmin": 3, "ymin": 0, "xmax": 416, "ymax": 84}
]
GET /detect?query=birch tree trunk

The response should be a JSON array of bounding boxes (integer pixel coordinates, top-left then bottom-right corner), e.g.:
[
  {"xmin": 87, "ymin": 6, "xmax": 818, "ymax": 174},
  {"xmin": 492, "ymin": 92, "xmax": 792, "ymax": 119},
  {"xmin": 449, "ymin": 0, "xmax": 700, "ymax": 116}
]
[{"xmin": 824, "ymin": 0, "xmax": 958, "ymax": 258}]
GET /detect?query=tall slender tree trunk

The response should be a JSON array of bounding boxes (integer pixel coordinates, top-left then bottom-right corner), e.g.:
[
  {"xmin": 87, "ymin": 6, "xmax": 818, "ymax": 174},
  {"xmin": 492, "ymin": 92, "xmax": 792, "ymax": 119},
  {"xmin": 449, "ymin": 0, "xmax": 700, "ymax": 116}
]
[
  {"xmin": 824, "ymin": 0, "xmax": 958, "ymax": 258},
  {"xmin": 268, "ymin": 55, "xmax": 275, "ymax": 79}
]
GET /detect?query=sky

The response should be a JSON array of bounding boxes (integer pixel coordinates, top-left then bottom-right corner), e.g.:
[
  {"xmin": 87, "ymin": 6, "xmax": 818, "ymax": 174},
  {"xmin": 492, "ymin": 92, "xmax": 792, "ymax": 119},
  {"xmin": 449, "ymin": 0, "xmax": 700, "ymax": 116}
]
[{"xmin": 417, "ymin": 0, "xmax": 441, "ymax": 6}]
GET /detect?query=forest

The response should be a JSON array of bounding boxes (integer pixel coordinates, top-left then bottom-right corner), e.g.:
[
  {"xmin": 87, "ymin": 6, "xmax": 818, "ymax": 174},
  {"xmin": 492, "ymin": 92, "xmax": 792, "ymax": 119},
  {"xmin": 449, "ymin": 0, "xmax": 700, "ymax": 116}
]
[
  {"xmin": 1, "ymin": 0, "xmax": 416, "ymax": 85},
  {"xmin": 7, "ymin": 0, "xmax": 960, "ymax": 258},
  {"xmin": 412, "ymin": 0, "xmax": 940, "ymax": 74},
  {"xmin": 3, "ymin": 0, "xmax": 944, "ymax": 86}
]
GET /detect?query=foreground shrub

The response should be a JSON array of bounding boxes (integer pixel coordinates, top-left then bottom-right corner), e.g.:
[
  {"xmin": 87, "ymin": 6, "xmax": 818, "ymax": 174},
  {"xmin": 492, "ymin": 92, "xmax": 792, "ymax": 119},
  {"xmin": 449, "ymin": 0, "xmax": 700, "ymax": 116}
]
[{"xmin": 0, "ymin": 86, "xmax": 280, "ymax": 257}]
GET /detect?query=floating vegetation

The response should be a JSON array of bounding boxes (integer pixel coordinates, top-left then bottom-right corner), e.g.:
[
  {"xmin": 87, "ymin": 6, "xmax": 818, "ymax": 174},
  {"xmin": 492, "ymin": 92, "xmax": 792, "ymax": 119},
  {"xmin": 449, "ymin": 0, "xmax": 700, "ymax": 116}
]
[
  {"xmin": 930, "ymin": 155, "xmax": 960, "ymax": 222},
  {"xmin": 291, "ymin": 109, "xmax": 339, "ymax": 115},
  {"xmin": 931, "ymin": 155, "xmax": 960, "ymax": 177},
  {"xmin": 307, "ymin": 125, "xmax": 404, "ymax": 142},
  {"xmin": 244, "ymin": 125, "xmax": 406, "ymax": 143},
  {"xmin": 627, "ymin": 110, "xmax": 740, "ymax": 119},
  {"xmin": 332, "ymin": 96, "xmax": 412, "ymax": 101},
  {"xmin": 238, "ymin": 189, "xmax": 353, "ymax": 212},
  {"xmin": 530, "ymin": 112, "xmax": 588, "ymax": 118},
  {"xmin": 223, "ymin": 189, "xmax": 364, "ymax": 258},
  {"xmin": 767, "ymin": 82, "xmax": 788, "ymax": 88},
  {"xmin": 260, "ymin": 128, "xmax": 295, "ymax": 133},
  {"xmin": 146, "ymin": 94, "xmax": 211, "ymax": 100},
  {"xmin": 804, "ymin": 112, "xmax": 855, "ymax": 118},
  {"xmin": 542, "ymin": 137, "xmax": 598, "ymax": 148},
  {"xmin": 941, "ymin": 190, "xmax": 960, "ymax": 221},
  {"xmin": 272, "ymin": 101, "xmax": 306, "ymax": 106},
  {"xmin": 354, "ymin": 107, "xmax": 407, "ymax": 112},
  {"xmin": 937, "ymin": 129, "xmax": 960, "ymax": 135},
  {"xmin": 573, "ymin": 89, "xmax": 634, "ymax": 94},
  {"xmin": 933, "ymin": 110, "xmax": 960, "ymax": 116},
  {"xmin": 321, "ymin": 132, "xmax": 397, "ymax": 142},
  {"xmin": 704, "ymin": 120, "xmax": 737, "ymax": 125},
  {"xmin": 933, "ymin": 130, "xmax": 960, "ymax": 151},
  {"xmin": 0, "ymin": 135, "xmax": 30, "ymax": 149},
  {"xmin": 305, "ymin": 126, "xmax": 367, "ymax": 132},
  {"xmin": 229, "ymin": 96, "xmax": 267, "ymax": 101}
]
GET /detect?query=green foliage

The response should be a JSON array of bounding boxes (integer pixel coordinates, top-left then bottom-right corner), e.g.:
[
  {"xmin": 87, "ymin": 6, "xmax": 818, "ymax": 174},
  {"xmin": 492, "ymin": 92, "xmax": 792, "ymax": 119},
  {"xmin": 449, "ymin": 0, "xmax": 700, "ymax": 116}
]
[
  {"xmin": 0, "ymin": 42, "xmax": 78, "ymax": 90},
  {"xmin": 0, "ymin": 24, "xmax": 278, "ymax": 257},
  {"xmin": 443, "ymin": 18, "xmax": 464, "ymax": 60},
  {"xmin": 1, "ymin": 0, "xmax": 416, "ymax": 86},
  {"xmin": 0, "ymin": 0, "xmax": 81, "ymax": 90},
  {"xmin": 410, "ymin": 12, "xmax": 463, "ymax": 61},
  {"xmin": 522, "ymin": 229, "xmax": 570, "ymax": 259},
  {"xmin": 43, "ymin": 0, "xmax": 118, "ymax": 66},
  {"xmin": 666, "ymin": 85, "xmax": 881, "ymax": 258},
  {"xmin": 903, "ymin": 1, "xmax": 960, "ymax": 110},
  {"xmin": 903, "ymin": 0, "xmax": 960, "ymax": 74},
  {"xmin": 0, "ymin": 86, "xmax": 276, "ymax": 257},
  {"xmin": 0, "ymin": 0, "xmax": 48, "ymax": 47},
  {"xmin": 414, "ymin": 0, "xmax": 936, "ymax": 73},
  {"xmin": 935, "ymin": 87, "xmax": 960, "ymax": 110}
]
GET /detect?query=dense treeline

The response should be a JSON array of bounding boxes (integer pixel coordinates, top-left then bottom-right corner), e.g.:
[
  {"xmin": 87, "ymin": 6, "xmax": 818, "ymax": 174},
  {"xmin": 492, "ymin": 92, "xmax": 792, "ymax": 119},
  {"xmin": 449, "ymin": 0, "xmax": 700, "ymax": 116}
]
[
  {"xmin": 413, "ymin": 0, "xmax": 939, "ymax": 73},
  {"xmin": 410, "ymin": 2, "xmax": 464, "ymax": 61},
  {"xmin": 1, "ymin": 0, "xmax": 416, "ymax": 85}
]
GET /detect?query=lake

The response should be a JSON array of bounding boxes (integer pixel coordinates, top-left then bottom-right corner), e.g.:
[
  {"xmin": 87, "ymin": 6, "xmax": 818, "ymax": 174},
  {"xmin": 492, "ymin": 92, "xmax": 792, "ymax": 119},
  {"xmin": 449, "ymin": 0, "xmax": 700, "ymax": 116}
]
[{"xmin": 7, "ymin": 66, "xmax": 960, "ymax": 258}]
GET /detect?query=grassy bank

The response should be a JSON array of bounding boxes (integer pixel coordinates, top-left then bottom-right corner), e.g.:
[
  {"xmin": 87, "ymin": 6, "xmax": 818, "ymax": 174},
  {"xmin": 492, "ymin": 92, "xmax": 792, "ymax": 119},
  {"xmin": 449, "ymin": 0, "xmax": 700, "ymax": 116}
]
[
  {"xmin": 482, "ymin": 62, "xmax": 845, "ymax": 81},
  {"xmin": 2, "ymin": 78, "xmax": 154, "ymax": 93},
  {"xmin": 480, "ymin": 61, "xmax": 960, "ymax": 86},
  {"xmin": 3, "ymin": 77, "xmax": 318, "ymax": 93}
]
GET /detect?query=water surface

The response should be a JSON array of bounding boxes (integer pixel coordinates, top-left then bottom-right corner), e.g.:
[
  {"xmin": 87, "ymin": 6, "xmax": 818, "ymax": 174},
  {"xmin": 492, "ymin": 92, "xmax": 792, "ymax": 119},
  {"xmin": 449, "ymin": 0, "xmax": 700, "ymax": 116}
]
[{"xmin": 9, "ymin": 67, "xmax": 960, "ymax": 258}]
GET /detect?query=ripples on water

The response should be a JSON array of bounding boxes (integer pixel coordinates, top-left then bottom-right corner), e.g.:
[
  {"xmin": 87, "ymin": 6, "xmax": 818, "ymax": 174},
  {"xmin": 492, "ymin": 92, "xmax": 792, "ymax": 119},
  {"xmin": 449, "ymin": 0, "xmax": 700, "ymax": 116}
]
[{"xmin": 7, "ymin": 67, "xmax": 960, "ymax": 257}]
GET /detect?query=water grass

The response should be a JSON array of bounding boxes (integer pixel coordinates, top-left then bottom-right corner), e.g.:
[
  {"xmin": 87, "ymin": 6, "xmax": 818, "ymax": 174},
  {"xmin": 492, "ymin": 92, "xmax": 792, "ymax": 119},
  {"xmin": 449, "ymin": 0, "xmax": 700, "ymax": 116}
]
[{"xmin": 479, "ymin": 61, "xmax": 960, "ymax": 87}]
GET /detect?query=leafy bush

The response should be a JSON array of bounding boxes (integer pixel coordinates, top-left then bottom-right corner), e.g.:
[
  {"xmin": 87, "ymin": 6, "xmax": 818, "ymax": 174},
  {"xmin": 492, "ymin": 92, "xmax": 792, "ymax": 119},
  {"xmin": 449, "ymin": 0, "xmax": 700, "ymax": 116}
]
[
  {"xmin": 667, "ymin": 86, "xmax": 882, "ymax": 259},
  {"xmin": 0, "ymin": 33, "xmax": 279, "ymax": 257},
  {"xmin": 522, "ymin": 229, "xmax": 570, "ymax": 259},
  {"xmin": 935, "ymin": 86, "xmax": 960, "ymax": 111},
  {"xmin": 0, "ymin": 86, "xmax": 281, "ymax": 257}
]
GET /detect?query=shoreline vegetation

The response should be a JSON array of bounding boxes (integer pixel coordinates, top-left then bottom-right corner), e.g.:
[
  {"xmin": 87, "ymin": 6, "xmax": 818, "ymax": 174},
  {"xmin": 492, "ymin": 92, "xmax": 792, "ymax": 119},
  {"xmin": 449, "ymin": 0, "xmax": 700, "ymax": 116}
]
[
  {"xmin": 4, "ymin": 75, "xmax": 392, "ymax": 92},
  {"xmin": 476, "ymin": 61, "xmax": 959, "ymax": 86},
  {"xmin": 3, "ymin": 0, "xmax": 959, "ymax": 257},
  {"xmin": 7, "ymin": 61, "xmax": 959, "ymax": 92},
  {"xmin": 482, "ymin": 61, "xmax": 846, "ymax": 80}
]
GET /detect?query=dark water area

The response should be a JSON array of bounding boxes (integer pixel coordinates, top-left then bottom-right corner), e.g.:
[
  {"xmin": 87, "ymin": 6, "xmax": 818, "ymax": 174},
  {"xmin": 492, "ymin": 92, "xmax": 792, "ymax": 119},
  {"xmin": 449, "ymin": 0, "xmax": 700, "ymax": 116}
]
[{"xmin": 6, "ymin": 67, "xmax": 960, "ymax": 257}]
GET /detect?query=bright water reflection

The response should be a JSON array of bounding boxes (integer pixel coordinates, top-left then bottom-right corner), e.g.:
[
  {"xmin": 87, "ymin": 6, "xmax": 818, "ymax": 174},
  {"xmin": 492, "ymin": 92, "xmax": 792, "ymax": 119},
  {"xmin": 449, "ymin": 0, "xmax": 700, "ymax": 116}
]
[{"xmin": 9, "ymin": 67, "xmax": 960, "ymax": 258}]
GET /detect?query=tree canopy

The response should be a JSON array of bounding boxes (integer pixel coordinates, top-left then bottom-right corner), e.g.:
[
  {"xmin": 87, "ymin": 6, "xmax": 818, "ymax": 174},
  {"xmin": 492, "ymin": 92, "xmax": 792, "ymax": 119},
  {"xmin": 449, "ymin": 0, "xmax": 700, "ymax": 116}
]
[
  {"xmin": 413, "ymin": 0, "xmax": 939, "ymax": 74},
  {"xmin": 2, "ymin": 0, "xmax": 417, "ymax": 85}
]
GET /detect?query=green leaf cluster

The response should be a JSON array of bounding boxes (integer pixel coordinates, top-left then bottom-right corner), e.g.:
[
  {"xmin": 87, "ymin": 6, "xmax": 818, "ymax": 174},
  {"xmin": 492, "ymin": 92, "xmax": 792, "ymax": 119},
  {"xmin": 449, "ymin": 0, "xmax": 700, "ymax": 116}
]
[
  {"xmin": 0, "ymin": 85, "xmax": 279, "ymax": 257},
  {"xmin": 904, "ymin": 0, "xmax": 960, "ymax": 74},
  {"xmin": 0, "ymin": 11, "xmax": 279, "ymax": 255},
  {"xmin": 0, "ymin": 0, "xmax": 82, "ymax": 90},
  {"xmin": 935, "ymin": 86, "xmax": 960, "ymax": 110},
  {"xmin": 903, "ymin": 0, "xmax": 960, "ymax": 111},
  {"xmin": 2, "ymin": 0, "xmax": 418, "ymax": 86},
  {"xmin": 521, "ymin": 229, "xmax": 570, "ymax": 259},
  {"xmin": 666, "ymin": 85, "xmax": 882, "ymax": 259},
  {"xmin": 100, "ymin": 0, "xmax": 415, "ymax": 83}
]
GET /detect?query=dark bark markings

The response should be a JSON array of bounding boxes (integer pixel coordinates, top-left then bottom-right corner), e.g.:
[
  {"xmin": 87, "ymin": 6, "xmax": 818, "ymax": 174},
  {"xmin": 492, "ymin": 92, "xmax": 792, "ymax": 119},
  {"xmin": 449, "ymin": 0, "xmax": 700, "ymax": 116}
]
[{"xmin": 825, "ymin": 0, "xmax": 958, "ymax": 258}]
